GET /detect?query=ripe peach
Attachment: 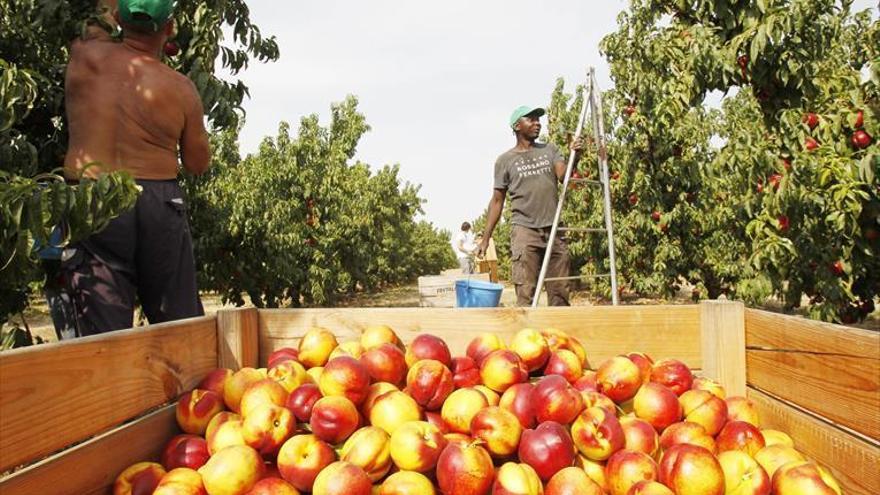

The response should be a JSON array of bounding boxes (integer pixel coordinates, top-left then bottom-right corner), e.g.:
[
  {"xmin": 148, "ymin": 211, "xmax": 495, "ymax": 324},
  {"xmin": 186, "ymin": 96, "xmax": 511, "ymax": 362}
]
[
  {"xmin": 240, "ymin": 379, "xmax": 288, "ymax": 418},
  {"xmin": 541, "ymin": 328, "xmax": 589, "ymax": 368},
  {"xmin": 628, "ymin": 480, "xmax": 674, "ymax": 494},
  {"xmin": 771, "ymin": 461, "xmax": 842, "ymax": 495},
  {"xmin": 311, "ymin": 461, "xmax": 372, "ymax": 495},
  {"xmin": 581, "ymin": 390, "xmax": 618, "ymax": 417},
  {"xmin": 389, "ymin": 420, "xmax": 447, "ymax": 472},
  {"xmin": 306, "ymin": 366, "xmax": 324, "ymax": 383},
  {"xmin": 246, "ymin": 477, "xmax": 299, "ymax": 495},
  {"xmin": 444, "ymin": 431, "xmax": 474, "ymax": 445},
  {"xmin": 480, "ymin": 349, "xmax": 530, "ymax": 393},
  {"xmin": 360, "ymin": 343, "xmax": 407, "ymax": 385},
  {"xmin": 572, "ymin": 406, "xmax": 626, "ymax": 461},
  {"xmin": 691, "ymin": 377, "xmax": 725, "ymax": 400},
  {"xmin": 224, "ymin": 367, "xmax": 267, "ymax": 413},
  {"xmin": 658, "ymin": 444, "xmax": 724, "ymax": 495},
  {"xmin": 606, "ymin": 449, "xmax": 660, "ymax": 495},
  {"xmin": 544, "ymin": 349, "xmax": 584, "ymax": 383},
  {"xmin": 328, "ymin": 340, "xmax": 365, "ymax": 361},
  {"xmin": 451, "ymin": 356, "xmax": 482, "ymax": 388},
  {"xmin": 285, "ymin": 383, "xmax": 322, "ymax": 422},
  {"xmin": 161, "ymin": 434, "xmax": 210, "ymax": 471},
  {"xmin": 369, "ymin": 390, "xmax": 422, "ymax": 435},
  {"xmin": 545, "ymin": 466, "xmax": 604, "ymax": 495},
  {"xmin": 470, "ymin": 406, "xmax": 522, "ymax": 457},
  {"xmin": 277, "ymin": 434, "xmax": 337, "ymax": 492},
  {"xmin": 378, "ymin": 471, "xmax": 436, "ymax": 495},
  {"xmin": 198, "ymin": 368, "xmax": 233, "ymax": 396},
  {"xmin": 340, "ymin": 426, "xmax": 392, "ymax": 482},
  {"xmin": 658, "ymin": 421, "xmax": 715, "ymax": 453},
  {"xmin": 360, "ymin": 324, "xmax": 401, "ymax": 351},
  {"xmin": 626, "ymin": 352, "xmax": 654, "ymax": 385},
  {"xmin": 474, "ymin": 384, "xmax": 500, "ymax": 405},
  {"xmin": 650, "ymin": 359, "xmax": 693, "ymax": 396},
  {"xmin": 679, "ymin": 389, "xmax": 727, "ymax": 436},
  {"xmin": 319, "ymin": 356, "xmax": 371, "ymax": 405},
  {"xmin": 113, "ymin": 462, "xmax": 166, "ymax": 495},
  {"xmin": 726, "ymin": 396, "xmax": 760, "ymax": 427},
  {"xmin": 573, "ymin": 370, "xmax": 599, "ymax": 393},
  {"xmin": 207, "ymin": 419, "xmax": 247, "ymax": 454},
  {"xmin": 206, "ymin": 411, "xmax": 240, "ymax": 442},
  {"xmin": 518, "ymin": 421, "xmax": 577, "ymax": 482},
  {"xmin": 493, "ymin": 462, "xmax": 543, "ymax": 495},
  {"xmin": 620, "ymin": 416, "xmax": 659, "ymax": 457},
  {"xmin": 597, "ymin": 356, "xmax": 642, "ymax": 403},
  {"xmin": 425, "ymin": 410, "xmax": 451, "ymax": 433},
  {"xmin": 579, "ymin": 455, "xmax": 610, "ymax": 491},
  {"xmin": 267, "ymin": 360, "xmax": 310, "ymax": 394},
  {"xmin": 632, "ymin": 382, "xmax": 682, "ymax": 431},
  {"xmin": 242, "ymin": 404, "xmax": 296, "ymax": 457},
  {"xmin": 405, "ymin": 359, "xmax": 454, "ymax": 410},
  {"xmin": 359, "ymin": 381, "xmax": 398, "ymax": 418},
  {"xmin": 716, "ymin": 420, "xmax": 765, "ymax": 457},
  {"xmin": 761, "ymin": 429, "xmax": 794, "ymax": 448},
  {"xmin": 298, "ymin": 327, "xmax": 338, "ymax": 368},
  {"xmin": 466, "ymin": 332, "xmax": 506, "ymax": 366},
  {"xmin": 267, "ymin": 347, "xmax": 300, "ymax": 369},
  {"xmin": 310, "ymin": 396, "xmax": 360, "ymax": 444},
  {"xmin": 533, "ymin": 374, "xmax": 585, "ymax": 425},
  {"xmin": 176, "ymin": 389, "xmax": 224, "ymax": 436},
  {"xmin": 198, "ymin": 445, "xmax": 264, "ymax": 495},
  {"xmin": 499, "ymin": 382, "xmax": 536, "ymax": 429},
  {"xmin": 754, "ymin": 445, "xmax": 804, "ymax": 479},
  {"xmin": 153, "ymin": 468, "xmax": 206, "ymax": 495},
  {"xmin": 436, "ymin": 441, "xmax": 495, "ymax": 495},
  {"xmin": 510, "ymin": 328, "xmax": 551, "ymax": 371},
  {"xmin": 405, "ymin": 333, "xmax": 452, "ymax": 368},
  {"xmin": 718, "ymin": 450, "xmax": 771, "ymax": 495},
  {"xmin": 440, "ymin": 387, "xmax": 489, "ymax": 434}
]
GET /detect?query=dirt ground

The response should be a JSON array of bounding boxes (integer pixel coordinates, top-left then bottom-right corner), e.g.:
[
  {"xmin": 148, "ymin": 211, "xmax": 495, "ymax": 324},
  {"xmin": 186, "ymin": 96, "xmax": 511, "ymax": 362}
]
[{"xmin": 19, "ymin": 278, "xmax": 878, "ymax": 343}]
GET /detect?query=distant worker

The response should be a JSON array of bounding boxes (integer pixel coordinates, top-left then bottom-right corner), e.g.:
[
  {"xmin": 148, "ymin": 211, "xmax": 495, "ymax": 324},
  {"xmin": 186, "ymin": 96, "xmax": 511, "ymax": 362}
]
[
  {"xmin": 477, "ymin": 106, "xmax": 581, "ymax": 306},
  {"xmin": 474, "ymin": 231, "xmax": 499, "ymax": 283},
  {"xmin": 61, "ymin": 0, "xmax": 211, "ymax": 336},
  {"xmin": 451, "ymin": 222, "xmax": 477, "ymax": 274}
]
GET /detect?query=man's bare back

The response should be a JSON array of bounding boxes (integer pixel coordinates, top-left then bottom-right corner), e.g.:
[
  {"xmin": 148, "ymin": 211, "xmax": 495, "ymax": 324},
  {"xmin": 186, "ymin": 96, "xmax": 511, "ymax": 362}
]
[{"xmin": 64, "ymin": 31, "xmax": 209, "ymax": 180}]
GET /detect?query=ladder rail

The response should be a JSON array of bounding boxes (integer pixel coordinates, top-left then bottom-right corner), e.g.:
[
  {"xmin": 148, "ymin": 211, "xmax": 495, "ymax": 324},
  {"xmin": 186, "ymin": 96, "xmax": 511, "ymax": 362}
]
[{"xmin": 530, "ymin": 76, "xmax": 592, "ymax": 308}]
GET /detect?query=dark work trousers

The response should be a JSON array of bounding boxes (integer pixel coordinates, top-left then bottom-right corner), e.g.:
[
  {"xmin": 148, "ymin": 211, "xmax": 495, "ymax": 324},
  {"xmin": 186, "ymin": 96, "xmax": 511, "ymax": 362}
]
[
  {"xmin": 62, "ymin": 179, "xmax": 203, "ymax": 336},
  {"xmin": 510, "ymin": 224, "xmax": 571, "ymax": 307}
]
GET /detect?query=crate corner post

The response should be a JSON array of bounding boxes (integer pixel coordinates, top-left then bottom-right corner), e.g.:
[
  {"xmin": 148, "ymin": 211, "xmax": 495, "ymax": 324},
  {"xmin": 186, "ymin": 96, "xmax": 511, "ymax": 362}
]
[
  {"xmin": 700, "ymin": 299, "xmax": 746, "ymax": 396},
  {"xmin": 216, "ymin": 307, "xmax": 259, "ymax": 370}
]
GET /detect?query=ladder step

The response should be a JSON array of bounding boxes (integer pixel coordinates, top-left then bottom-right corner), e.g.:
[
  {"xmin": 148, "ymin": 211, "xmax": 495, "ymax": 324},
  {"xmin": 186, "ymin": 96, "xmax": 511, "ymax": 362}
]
[
  {"xmin": 543, "ymin": 274, "xmax": 611, "ymax": 282},
  {"xmin": 569, "ymin": 178, "xmax": 603, "ymax": 185},
  {"xmin": 558, "ymin": 227, "xmax": 606, "ymax": 233}
]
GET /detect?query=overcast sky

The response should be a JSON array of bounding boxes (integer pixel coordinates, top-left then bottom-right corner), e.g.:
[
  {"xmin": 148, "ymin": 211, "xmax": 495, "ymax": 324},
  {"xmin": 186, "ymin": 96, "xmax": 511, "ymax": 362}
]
[{"xmin": 230, "ymin": 0, "xmax": 876, "ymax": 234}]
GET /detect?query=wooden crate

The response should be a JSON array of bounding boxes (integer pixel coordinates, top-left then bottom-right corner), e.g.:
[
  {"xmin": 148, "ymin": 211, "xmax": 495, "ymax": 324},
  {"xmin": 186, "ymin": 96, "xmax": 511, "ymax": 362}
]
[
  {"xmin": 0, "ymin": 301, "xmax": 877, "ymax": 494},
  {"xmin": 417, "ymin": 273, "xmax": 490, "ymax": 307}
]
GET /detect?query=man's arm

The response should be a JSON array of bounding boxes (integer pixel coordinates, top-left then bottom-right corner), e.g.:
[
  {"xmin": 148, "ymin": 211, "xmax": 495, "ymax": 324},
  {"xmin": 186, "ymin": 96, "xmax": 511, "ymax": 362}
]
[
  {"xmin": 179, "ymin": 80, "xmax": 211, "ymax": 175},
  {"xmin": 553, "ymin": 138, "xmax": 584, "ymax": 181},
  {"xmin": 478, "ymin": 188, "xmax": 506, "ymax": 257}
]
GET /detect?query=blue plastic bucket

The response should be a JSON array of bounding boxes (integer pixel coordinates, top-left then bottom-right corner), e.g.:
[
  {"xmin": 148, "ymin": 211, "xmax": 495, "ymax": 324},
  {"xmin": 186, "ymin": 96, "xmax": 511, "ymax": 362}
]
[{"xmin": 455, "ymin": 279, "xmax": 504, "ymax": 308}]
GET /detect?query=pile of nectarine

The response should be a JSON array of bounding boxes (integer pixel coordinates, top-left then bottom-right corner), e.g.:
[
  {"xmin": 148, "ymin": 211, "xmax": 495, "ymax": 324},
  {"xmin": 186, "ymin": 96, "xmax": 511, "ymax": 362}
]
[{"xmin": 114, "ymin": 325, "xmax": 841, "ymax": 495}]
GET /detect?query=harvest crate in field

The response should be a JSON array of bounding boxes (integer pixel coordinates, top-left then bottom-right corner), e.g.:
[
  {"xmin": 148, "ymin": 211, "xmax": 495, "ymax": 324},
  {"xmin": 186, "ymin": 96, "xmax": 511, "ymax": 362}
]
[{"xmin": 0, "ymin": 301, "xmax": 877, "ymax": 494}]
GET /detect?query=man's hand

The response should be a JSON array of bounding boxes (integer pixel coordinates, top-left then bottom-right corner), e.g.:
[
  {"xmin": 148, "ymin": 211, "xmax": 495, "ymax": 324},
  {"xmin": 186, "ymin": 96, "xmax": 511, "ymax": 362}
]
[
  {"xmin": 477, "ymin": 238, "xmax": 489, "ymax": 258},
  {"xmin": 570, "ymin": 135, "xmax": 585, "ymax": 157}
]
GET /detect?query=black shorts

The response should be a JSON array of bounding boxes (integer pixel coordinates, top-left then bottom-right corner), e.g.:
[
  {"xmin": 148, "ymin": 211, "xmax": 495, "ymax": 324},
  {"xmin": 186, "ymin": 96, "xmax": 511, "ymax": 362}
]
[{"xmin": 62, "ymin": 179, "xmax": 203, "ymax": 336}]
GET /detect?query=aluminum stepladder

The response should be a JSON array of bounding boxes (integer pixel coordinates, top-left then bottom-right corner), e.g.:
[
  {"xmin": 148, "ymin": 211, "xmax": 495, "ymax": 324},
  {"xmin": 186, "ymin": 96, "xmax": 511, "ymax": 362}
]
[{"xmin": 531, "ymin": 67, "xmax": 619, "ymax": 307}]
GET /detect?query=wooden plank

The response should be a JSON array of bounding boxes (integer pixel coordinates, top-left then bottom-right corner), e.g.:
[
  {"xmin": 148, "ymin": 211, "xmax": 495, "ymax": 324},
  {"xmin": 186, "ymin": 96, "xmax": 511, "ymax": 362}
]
[
  {"xmin": 748, "ymin": 387, "xmax": 880, "ymax": 495},
  {"xmin": 700, "ymin": 300, "xmax": 746, "ymax": 396},
  {"xmin": 0, "ymin": 316, "xmax": 216, "ymax": 473},
  {"xmin": 217, "ymin": 308, "xmax": 259, "ymax": 370},
  {"xmin": 0, "ymin": 404, "xmax": 178, "ymax": 495},
  {"xmin": 745, "ymin": 309, "xmax": 880, "ymax": 440},
  {"xmin": 257, "ymin": 305, "xmax": 702, "ymax": 368}
]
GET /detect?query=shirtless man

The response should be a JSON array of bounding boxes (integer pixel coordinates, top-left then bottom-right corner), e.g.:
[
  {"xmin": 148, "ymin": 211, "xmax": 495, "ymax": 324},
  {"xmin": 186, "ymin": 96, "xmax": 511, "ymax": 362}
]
[{"xmin": 62, "ymin": 0, "xmax": 210, "ymax": 335}]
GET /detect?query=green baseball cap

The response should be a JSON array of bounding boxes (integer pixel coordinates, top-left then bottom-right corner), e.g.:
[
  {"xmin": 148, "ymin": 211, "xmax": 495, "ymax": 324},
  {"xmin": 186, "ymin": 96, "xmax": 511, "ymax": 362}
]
[
  {"xmin": 118, "ymin": 0, "xmax": 175, "ymax": 31},
  {"xmin": 509, "ymin": 106, "xmax": 545, "ymax": 128}
]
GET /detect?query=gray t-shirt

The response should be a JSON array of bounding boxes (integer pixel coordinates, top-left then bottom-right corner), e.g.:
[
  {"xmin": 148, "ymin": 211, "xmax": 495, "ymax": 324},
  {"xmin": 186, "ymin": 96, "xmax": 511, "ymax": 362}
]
[{"xmin": 494, "ymin": 142, "xmax": 564, "ymax": 228}]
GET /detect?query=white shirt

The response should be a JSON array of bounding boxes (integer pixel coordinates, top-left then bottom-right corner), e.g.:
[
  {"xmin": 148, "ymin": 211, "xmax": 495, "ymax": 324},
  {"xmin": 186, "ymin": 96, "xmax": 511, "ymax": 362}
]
[{"xmin": 451, "ymin": 230, "xmax": 476, "ymax": 258}]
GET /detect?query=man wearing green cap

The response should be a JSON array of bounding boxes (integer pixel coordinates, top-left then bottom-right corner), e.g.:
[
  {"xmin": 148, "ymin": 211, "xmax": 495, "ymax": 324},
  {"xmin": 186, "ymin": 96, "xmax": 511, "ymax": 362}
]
[
  {"xmin": 61, "ymin": 0, "xmax": 211, "ymax": 335},
  {"xmin": 477, "ymin": 106, "xmax": 581, "ymax": 306}
]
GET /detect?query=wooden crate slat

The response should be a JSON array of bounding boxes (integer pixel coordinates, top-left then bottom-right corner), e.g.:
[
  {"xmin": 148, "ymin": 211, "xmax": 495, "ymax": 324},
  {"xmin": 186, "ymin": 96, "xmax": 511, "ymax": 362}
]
[
  {"xmin": 700, "ymin": 301, "xmax": 746, "ymax": 396},
  {"xmin": 0, "ymin": 316, "xmax": 217, "ymax": 473},
  {"xmin": 745, "ymin": 309, "xmax": 880, "ymax": 440},
  {"xmin": 748, "ymin": 387, "xmax": 880, "ymax": 495},
  {"xmin": 217, "ymin": 308, "xmax": 259, "ymax": 370},
  {"xmin": 0, "ymin": 404, "xmax": 178, "ymax": 495},
  {"xmin": 257, "ymin": 306, "xmax": 702, "ymax": 367}
]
